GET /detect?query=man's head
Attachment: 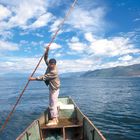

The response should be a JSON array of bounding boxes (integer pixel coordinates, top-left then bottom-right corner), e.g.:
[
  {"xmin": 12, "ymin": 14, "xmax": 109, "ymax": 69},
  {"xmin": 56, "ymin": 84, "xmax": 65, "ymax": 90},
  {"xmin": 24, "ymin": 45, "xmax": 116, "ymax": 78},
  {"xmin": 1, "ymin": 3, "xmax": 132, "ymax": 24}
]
[{"xmin": 48, "ymin": 58, "xmax": 56, "ymax": 69}]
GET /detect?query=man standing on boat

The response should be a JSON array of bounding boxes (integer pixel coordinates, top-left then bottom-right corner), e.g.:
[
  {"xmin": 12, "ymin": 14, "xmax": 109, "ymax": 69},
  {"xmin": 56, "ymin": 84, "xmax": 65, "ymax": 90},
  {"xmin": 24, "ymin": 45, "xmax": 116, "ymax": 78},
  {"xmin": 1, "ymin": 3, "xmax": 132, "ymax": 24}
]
[{"xmin": 29, "ymin": 46, "xmax": 60, "ymax": 126}]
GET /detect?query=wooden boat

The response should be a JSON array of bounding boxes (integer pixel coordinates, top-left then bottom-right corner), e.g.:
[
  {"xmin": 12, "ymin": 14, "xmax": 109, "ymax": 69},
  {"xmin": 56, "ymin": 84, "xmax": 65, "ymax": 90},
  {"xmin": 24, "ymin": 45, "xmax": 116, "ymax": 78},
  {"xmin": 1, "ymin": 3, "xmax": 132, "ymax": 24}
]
[{"xmin": 16, "ymin": 97, "xmax": 106, "ymax": 140}]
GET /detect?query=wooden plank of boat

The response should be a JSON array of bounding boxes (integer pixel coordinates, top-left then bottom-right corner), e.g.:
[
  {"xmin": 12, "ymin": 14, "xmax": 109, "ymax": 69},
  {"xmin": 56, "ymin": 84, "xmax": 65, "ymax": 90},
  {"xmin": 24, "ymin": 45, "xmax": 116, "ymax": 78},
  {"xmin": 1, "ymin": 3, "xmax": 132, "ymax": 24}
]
[
  {"xmin": 40, "ymin": 118, "xmax": 83, "ymax": 129},
  {"xmin": 16, "ymin": 97, "xmax": 106, "ymax": 140}
]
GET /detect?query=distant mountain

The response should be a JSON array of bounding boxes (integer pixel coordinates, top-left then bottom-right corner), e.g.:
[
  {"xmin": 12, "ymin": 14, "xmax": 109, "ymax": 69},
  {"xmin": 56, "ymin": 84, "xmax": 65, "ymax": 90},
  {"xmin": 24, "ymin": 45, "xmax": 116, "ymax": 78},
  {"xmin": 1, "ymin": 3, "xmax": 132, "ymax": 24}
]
[
  {"xmin": 0, "ymin": 72, "xmax": 30, "ymax": 78},
  {"xmin": 82, "ymin": 64, "xmax": 140, "ymax": 78},
  {"xmin": 0, "ymin": 71, "xmax": 85, "ymax": 78}
]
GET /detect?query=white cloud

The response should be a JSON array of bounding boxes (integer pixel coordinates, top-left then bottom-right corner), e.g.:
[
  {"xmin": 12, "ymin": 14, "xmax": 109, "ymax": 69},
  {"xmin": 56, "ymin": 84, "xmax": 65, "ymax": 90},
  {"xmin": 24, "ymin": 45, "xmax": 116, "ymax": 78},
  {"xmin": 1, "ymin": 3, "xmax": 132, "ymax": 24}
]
[
  {"xmin": 0, "ymin": 56, "xmax": 46, "ymax": 74},
  {"xmin": 85, "ymin": 32, "xmax": 96, "ymax": 42},
  {"xmin": 68, "ymin": 36, "xmax": 87, "ymax": 52},
  {"xmin": 62, "ymin": 33, "xmax": 140, "ymax": 73},
  {"xmin": 0, "ymin": 4, "xmax": 11, "ymax": 20},
  {"xmin": 49, "ymin": 19, "xmax": 62, "ymax": 33},
  {"xmin": 100, "ymin": 58, "xmax": 140, "ymax": 70},
  {"xmin": 118, "ymin": 55, "xmax": 133, "ymax": 61},
  {"xmin": 0, "ymin": 40, "xmax": 19, "ymax": 51},
  {"xmin": 29, "ymin": 13, "xmax": 53, "ymax": 28},
  {"xmin": 1, "ymin": 55, "xmax": 140, "ymax": 74},
  {"xmin": 47, "ymin": 56, "xmax": 140, "ymax": 73},
  {"xmin": 35, "ymin": 33, "xmax": 44, "ymax": 38},
  {"xmin": 67, "ymin": 7, "xmax": 106, "ymax": 33},
  {"xmin": 58, "ymin": 58, "xmax": 97, "ymax": 73},
  {"xmin": 0, "ymin": 30, "xmax": 13, "ymax": 39},
  {"xmin": 0, "ymin": 4, "xmax": 11, "ymax": 21},
  {"xmin": 44, "ymin": 42, "xmax": 62, "ymax": 50},
  {"xmin": 133, "ymin": 18, "xmax": 140, "ymax": 22},
  {"xmin": 84, "ymin": 33, "xmax": 140, "ymax": 57},
  {"xmin": 53, "ymin": 52, "xmax": 63, "ymax": 58},
  {"xmin": 8, "ymin": 0, "xmax": 47, "ymax": 27},
  {"xmin": 69, "ymin": 42, "xmax": 86, "ymax": 52},
  {"xmin": 0, "ymin": 0, "xmax": 54, "ymax": 31},
  {"xmin": 71, "ymin": 36, "xmax": 79, "ymax": 42}
]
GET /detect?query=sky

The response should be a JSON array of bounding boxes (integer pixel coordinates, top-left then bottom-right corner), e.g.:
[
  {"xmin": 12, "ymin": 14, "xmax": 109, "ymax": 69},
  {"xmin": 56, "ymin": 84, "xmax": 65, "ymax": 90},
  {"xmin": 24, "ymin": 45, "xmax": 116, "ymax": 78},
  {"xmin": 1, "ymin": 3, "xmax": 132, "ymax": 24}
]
[{"xmin": 0, "ymin": 0, "xmax": 140, "ymax": 75}]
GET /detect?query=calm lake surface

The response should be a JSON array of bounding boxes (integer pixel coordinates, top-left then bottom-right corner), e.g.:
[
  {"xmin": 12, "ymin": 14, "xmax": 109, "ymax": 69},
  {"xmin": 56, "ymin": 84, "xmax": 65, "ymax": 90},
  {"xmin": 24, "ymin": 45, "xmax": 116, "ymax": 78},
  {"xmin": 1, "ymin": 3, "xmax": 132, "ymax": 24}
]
[{"xmin": 0, "ymin": 77, "xmax": 140, "ymax": 140}]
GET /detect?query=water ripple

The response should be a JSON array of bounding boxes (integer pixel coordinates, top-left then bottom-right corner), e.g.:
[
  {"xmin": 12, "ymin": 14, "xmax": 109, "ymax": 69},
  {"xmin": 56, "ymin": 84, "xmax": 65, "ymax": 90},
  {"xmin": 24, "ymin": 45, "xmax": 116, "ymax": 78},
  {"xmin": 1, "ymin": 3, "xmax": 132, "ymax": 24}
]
[{"xmin": 0, "ymin": 77, "xmax": 140, "ymax": 140}]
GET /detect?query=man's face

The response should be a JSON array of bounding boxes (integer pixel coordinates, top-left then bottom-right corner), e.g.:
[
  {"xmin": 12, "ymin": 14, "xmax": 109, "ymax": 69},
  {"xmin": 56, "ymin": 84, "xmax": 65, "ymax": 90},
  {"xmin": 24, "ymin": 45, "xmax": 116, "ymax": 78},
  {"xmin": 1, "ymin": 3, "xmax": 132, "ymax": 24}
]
[{"xmin": 48, "ymin": 63, "xmax": 56, "ymax": 69}]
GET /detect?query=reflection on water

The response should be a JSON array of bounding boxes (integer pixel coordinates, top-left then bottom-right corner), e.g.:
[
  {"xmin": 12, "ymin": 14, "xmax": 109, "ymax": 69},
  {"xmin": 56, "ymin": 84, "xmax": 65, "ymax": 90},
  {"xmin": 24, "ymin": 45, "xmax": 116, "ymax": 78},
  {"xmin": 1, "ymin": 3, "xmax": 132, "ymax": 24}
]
[{"xmin": 0, "ymin": 77, "xmax": 140, "ymax": 140}]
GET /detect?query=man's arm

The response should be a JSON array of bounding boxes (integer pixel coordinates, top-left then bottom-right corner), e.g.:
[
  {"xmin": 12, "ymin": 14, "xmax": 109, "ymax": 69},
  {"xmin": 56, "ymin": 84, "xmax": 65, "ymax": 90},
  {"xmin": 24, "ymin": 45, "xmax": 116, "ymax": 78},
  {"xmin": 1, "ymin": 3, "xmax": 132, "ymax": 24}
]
[
  {"xmin": 29, "ymin": 77, "xmax": 37, "ymax": 81},
  {"xmin": 29, "ymin": 71, "xmax": 57, "ymax": 81},
  {"xmin": 44, "ymin": 46, "xmax": 50, "ymax": 65},
  {"xmin": 29, "ymin": 76, "xmax": 42, "ymax": 81}
]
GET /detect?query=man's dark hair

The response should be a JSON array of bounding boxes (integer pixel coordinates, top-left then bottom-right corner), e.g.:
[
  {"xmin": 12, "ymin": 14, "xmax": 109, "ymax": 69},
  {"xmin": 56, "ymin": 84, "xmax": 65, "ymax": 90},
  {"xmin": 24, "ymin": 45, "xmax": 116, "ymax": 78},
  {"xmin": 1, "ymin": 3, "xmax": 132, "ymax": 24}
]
[{"xmin": 49, "ymin": 58, "xmax": 56, "ymax": 64}]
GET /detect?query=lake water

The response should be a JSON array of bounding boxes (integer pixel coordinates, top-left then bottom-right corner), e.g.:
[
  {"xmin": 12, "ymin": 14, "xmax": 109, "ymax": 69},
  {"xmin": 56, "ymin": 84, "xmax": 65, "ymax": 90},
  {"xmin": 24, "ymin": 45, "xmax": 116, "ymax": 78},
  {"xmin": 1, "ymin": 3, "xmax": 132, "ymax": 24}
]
[{"xmin": 0, "ymin": 77, "xmax": 140, "ymax": 140}]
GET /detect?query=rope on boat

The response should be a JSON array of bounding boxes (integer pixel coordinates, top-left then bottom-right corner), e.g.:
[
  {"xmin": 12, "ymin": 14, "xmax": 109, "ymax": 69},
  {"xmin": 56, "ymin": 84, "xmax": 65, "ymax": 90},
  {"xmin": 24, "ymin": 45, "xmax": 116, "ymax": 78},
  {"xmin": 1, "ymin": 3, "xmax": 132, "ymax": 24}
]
[{"xmin": 0, "ymin": 0, "xmax": 78, "ymax": 132}]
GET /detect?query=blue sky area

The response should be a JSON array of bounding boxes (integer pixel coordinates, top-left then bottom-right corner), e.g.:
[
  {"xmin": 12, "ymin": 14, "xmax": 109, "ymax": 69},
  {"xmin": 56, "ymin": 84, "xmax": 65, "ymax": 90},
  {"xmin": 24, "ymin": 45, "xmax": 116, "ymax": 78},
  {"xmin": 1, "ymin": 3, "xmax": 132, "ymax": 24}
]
[{"xmin": 0, "ymin": 0, "xmax": 140, "ymax": 74}]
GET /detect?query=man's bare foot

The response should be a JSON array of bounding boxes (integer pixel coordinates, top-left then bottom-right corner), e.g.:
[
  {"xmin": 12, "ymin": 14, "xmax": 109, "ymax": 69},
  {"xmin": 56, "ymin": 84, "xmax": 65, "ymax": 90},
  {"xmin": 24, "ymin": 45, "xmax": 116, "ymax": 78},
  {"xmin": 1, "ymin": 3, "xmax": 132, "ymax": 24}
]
[
  {"xmin": 46, "ymin": 118, "xmax": 58, "ymax": 126},
  {"xmin": 55, "ymin": 118, "xmax": 59, "ymax": 123}
]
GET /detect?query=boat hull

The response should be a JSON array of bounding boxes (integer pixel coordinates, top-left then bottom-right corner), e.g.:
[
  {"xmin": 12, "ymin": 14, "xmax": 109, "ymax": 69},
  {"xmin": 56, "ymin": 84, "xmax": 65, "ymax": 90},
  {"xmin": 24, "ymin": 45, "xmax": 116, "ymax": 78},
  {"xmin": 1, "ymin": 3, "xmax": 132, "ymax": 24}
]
[{"xmin": 16, "ymin": 97, "xmax": 106, "ymax": 140}]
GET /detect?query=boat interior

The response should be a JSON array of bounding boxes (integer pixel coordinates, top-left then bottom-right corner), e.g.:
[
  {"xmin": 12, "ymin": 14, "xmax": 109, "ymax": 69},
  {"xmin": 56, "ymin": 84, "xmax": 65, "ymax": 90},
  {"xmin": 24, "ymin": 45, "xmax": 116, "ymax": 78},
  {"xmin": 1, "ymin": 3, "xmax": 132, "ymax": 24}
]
[
  {"xmin": 39, "ymin": 97, "xmax": 83, "ymax": 140},
  {"xmin": 16, "ymin": 97, "xmax": 105, "ymax": 140}
]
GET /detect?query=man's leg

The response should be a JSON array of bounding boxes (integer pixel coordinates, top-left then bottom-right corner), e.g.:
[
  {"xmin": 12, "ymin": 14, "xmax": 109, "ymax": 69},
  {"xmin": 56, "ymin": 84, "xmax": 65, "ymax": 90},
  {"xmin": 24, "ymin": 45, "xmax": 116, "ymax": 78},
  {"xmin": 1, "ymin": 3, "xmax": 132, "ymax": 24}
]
[{"xmin": 48, "ymin": 88, "xmax": 59, "ymax": 125}]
